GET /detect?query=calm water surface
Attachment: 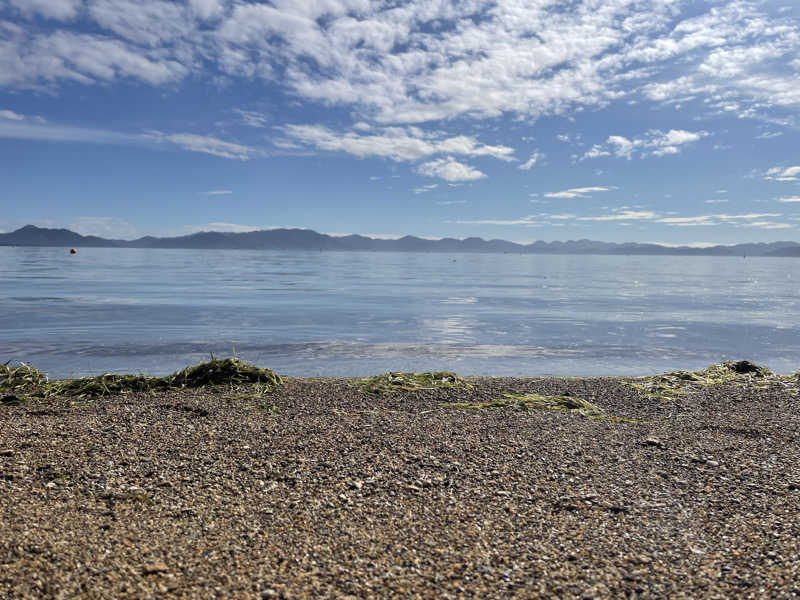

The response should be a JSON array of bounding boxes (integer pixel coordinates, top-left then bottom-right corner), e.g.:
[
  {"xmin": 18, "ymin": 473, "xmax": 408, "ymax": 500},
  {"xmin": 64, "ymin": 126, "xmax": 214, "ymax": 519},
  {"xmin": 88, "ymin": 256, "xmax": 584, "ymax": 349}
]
[{"xmin": 2, "ymin": 247, "xmax": 799, "ymax": 377}]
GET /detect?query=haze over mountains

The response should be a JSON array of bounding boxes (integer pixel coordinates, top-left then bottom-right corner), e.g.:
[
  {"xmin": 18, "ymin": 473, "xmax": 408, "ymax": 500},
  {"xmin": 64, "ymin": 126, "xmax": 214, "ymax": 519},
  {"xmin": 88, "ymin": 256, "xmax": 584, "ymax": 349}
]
[{"xmin": 2, "ymin": 225, "xmax": 799, "ymax": 256}]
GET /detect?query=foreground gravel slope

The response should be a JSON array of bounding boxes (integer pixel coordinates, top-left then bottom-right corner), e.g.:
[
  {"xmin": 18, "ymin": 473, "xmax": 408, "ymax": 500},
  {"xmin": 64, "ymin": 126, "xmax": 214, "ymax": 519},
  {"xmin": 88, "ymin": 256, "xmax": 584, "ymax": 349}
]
[{"xmin": 1, "ymin": 375, "xmax": 799, "ymax": 599}]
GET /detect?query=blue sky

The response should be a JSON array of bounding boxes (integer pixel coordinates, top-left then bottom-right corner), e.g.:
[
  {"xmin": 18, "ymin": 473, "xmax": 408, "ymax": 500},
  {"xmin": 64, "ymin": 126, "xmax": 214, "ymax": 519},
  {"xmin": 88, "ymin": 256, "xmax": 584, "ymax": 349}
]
[{"xmin": 1, "ymin": 0, "xmax": 799, "ymax": 245}]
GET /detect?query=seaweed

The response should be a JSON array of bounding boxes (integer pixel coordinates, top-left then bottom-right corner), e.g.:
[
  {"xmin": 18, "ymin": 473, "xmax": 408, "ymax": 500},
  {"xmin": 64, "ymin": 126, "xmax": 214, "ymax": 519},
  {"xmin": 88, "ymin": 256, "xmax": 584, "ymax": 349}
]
[
  {"xmin": 451, "ymin": 392, "xmax": 603, "ymax": 417},
  {"xmin": 356, "ymin": 371, "xmax": 473, "ymax": 395},
  {"xmin": 0, "ymin": 358, "xmax": 282, "ymax": 403},
  {"xmin": 49, "ymin": 374, "xmax": 159, "ymax": 400},
  {"xmin": 166, "ymin": 358, "xmax": 281, "ymax": 388},
  {"xmin": 0, "ymin": 363, "xmax": 48, "ymax": 397},
  {"xmin": 625, "ymin": 360, "xmax": 796, "ymax": 401}
]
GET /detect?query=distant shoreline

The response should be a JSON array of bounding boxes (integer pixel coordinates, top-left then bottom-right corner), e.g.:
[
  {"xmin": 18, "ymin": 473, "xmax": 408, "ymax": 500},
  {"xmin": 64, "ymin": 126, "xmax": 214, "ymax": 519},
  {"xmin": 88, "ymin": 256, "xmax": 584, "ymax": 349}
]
[{"xmin": 2, "ymin": 224, "xmax": 799, "ymax": 256}]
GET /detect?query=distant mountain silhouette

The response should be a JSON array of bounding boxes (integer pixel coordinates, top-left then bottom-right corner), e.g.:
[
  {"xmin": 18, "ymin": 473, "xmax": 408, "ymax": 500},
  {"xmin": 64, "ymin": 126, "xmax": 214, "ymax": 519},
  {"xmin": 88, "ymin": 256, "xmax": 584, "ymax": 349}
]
[{"xmin": 1, "ymin": 224, "xmax": 798, "ymax": 256}]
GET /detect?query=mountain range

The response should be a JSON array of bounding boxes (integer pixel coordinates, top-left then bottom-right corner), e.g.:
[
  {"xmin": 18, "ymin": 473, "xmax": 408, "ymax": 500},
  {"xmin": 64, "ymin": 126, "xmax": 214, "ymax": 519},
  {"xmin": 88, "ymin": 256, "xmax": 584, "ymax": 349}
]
[{"xmin": 1, "ymin": 224, "xmax": 799, "ymax": 256}]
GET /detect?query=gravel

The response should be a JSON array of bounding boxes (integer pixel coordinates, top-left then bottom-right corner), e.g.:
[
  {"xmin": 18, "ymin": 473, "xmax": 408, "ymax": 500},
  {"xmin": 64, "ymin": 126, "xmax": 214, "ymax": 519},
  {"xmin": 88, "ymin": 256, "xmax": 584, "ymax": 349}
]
[{"xmin": 1, "ymin": 375, "xmax": 799, "ymax": 599}]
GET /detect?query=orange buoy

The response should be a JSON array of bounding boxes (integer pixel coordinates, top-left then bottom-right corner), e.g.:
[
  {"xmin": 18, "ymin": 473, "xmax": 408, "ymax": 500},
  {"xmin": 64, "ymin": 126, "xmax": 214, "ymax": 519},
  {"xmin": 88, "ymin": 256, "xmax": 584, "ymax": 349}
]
[{"xmin": 69, "ymin": 248, "xmax": 77, "ymax": 254}]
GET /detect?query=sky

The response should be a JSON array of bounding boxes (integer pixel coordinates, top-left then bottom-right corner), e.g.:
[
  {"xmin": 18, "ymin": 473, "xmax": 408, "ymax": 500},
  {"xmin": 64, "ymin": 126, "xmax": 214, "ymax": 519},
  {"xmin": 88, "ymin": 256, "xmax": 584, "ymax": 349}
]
[{"xmin": 1, "ymin": 0, "xmax": 799, "ymax": 245}]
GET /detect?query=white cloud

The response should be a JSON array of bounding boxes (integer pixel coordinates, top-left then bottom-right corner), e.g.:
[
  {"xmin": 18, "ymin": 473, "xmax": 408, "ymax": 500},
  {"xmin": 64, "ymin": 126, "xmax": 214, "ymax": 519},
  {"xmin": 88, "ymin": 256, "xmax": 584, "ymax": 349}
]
[
  {"xmin": 413, "ymin": 183, "xmax": 438, "ymax": 194},
  {"xmin": 655, "ymin": 215, "xmax": 715, "ymax": 226},
  {"xmin": 233, "ymin": 109, "xmax": 268, "ymax": 128},
  {"xmin": 655, "ymin": 213, "xmax": 784, "ymax": 227},
  {"xmin": 0, "ymin": 117, "xmax": 143, "ymax": 144},
  {"xmin": 284, "ymin": 124, "xmax": 514, "ymax": 164},
  {"xmin": 0, "ymin": 109, "xmax": 24, "ymax": 120},
  {"xmin": 740, "ymin": 221, "xmax": 793, "ymax": 229},
  {"xmin": 704, "ymin": 199, "xmax": 728, "ymax": 204},
  {"xmin": 417, "ymin": 158, "xmax": 486, "ymax": 182},
  {"xmin": 188, "ymin": 0, "xmax": 224, "ymax": 21},
  {"xmin": 578, "ymin": 210, "xmax": 658, "ymax": 221},
  {"xmin": 163, "ymin": 133, "xmax": 261, "ymax": 160},
  {"xmin": 605, "ymin": 135, "xmax": 641, "ymax": 160},
  {"xmin": 544, "ymin": 186, "xmax": 612, "ymax": 199},
  {"xmin": 765, "ymin": 166, "xmax": 800, "ymax": 182},
  {"xmin": 0, "ymin": 31, "xmax": 188, "ymax": 87},
  {"xmin": 201, "ymin": 190, "xmax": 233, "ymax": 195},
  {"xmin": 453, "ymin": 217, "xmax": 547, "ymax": 227},
  {"xmin": 88, "ymin": 0, "xmax": 194, "ymax": 47},
  {"xmin": 518, "ymin": 151, "xmax": 543, "ymax": 171},
  {"xmin": 755, "ymin": 131, "xmax": 783, "ymax": 140},
  {"xmin": 0, "ymin": 0, "xmax": 797, "ymax": 132},
  {"xmin": 8, "ymin": 0, "xmax": 81, "ymax": 20},
  {"xmin": 777, "ymin": 196, "xmax": 800, "ymax": 203},
  {"xmin": 582, "ymin": 145, "xmax": 611, "ymax": 159},
  {"xmin": 584, "ymin": 129, "xmax": 708, "ymax": 160},
  {"xmin": 0, "ymin": 117, "xmax": 262, "ymax": 161}
]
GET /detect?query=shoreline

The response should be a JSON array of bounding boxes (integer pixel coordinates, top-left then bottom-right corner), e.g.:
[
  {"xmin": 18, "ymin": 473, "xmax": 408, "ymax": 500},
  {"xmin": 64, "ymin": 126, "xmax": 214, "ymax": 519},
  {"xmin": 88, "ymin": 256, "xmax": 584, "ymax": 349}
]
[{"xmin": 2, "ymin": 367, "xmax": 799, "ymax": 598}]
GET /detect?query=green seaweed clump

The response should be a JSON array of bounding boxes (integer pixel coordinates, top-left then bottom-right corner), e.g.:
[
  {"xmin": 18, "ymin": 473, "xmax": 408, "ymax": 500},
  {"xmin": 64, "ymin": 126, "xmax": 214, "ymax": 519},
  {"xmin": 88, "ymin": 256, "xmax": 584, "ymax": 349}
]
[
  {"xmin": 1, "ymin": 357, "xmax": 282, "ymax": 403},
  {"xmin": 452, "ymin": 393, "xmax": 603, "ymax": 417},
  {"xmin": 357, "ymin": 371, "xmax": 473, "ymax": 395},
  {"xmin": 1, "ymin": 362, "xmax": 48, "ymax": 400},
  {"xmin": 625, "ymin": 360, "xmax": 793, "ymax": 401},
  {"xmin": 49, "ymin": 374, "xmax": 158, "ymax": 400},
  {"xmin": 166, "ymin": 358, "xmax": 282, "ymax": 388}
]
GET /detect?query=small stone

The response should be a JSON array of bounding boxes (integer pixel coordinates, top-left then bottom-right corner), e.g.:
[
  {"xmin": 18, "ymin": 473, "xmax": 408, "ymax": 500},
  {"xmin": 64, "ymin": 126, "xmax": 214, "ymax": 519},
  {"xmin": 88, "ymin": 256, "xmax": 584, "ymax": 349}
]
[
  {"xmin": 706, "ymin": 460, "xmax": 720, "ymax": 467},
  {"xmin": 644, "ymin": 437, "xmax": 663, "ymax": 447},
  {"xmin": 45, "ymin": 481, "xmax": 57, "ymax": 489},
  {"xmin": 142, "ymin": 561, "xmax": 169, "ymax": 575}
]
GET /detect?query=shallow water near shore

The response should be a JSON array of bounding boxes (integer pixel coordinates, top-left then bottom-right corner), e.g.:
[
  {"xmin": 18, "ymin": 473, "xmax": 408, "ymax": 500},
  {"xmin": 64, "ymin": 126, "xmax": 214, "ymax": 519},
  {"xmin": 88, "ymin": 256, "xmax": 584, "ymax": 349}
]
[{"xmin": 1, "ymin": 246, "xmax": 799, "ymax": 378}]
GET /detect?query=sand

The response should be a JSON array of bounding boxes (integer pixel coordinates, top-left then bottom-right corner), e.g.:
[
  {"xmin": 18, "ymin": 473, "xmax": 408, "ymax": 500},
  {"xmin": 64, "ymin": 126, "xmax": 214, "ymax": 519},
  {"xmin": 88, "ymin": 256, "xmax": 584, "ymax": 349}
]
[{"xmin": 1, "ymin": 373, "xmax": 799, "ymax": 599}]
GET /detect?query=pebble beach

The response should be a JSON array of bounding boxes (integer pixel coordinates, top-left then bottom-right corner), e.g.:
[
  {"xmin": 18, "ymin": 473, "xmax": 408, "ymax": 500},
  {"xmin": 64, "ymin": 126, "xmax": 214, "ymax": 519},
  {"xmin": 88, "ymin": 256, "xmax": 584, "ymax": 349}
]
[{"xmin": 1, "ymin": 370, "xmax": 799, "ymax": 599}]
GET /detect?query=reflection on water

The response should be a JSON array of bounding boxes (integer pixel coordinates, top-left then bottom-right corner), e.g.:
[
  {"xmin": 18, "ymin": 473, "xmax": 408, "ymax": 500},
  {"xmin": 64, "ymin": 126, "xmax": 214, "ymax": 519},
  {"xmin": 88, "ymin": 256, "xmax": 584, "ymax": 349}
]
[
  {"xmin": 1, "ymin": 246, "xmax": 799, "ymax": 377},
  {"xmin": 420, "ymin": 315, "xmax": 478, "ymax": 343}
]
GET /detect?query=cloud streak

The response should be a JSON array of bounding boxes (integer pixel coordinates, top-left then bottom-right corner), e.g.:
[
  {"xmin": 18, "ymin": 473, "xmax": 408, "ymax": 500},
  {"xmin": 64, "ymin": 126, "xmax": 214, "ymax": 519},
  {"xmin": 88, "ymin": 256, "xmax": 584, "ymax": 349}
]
[
  {"xmin": 283, "ymin": 124, "xmax": 514, "ymax": 163},
  {"xmin": 0, "ymin": 118, "xmax": 261, "ymax": 160},
  {"xmin": 543, "ymin": 187, "xmax": 613, "ymax": 199}
]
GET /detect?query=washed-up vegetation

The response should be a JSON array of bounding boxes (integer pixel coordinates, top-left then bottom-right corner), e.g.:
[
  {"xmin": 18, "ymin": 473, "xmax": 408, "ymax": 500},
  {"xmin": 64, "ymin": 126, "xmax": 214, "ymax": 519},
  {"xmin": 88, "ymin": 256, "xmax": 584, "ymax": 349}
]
[
  {"xmin": 625, "ymin": 360, "xmax": 797, "ymax": 400},
  {"xmin": 0, "ymin": 358, "xmax": 282, "ymax": 403},
  {"xmin": 451, "ymin": 392, "xmax": 604, "ymax": 417},
  {"xmin": 356, "ymin": 371, "xmax": 473, "ymax": 395}
]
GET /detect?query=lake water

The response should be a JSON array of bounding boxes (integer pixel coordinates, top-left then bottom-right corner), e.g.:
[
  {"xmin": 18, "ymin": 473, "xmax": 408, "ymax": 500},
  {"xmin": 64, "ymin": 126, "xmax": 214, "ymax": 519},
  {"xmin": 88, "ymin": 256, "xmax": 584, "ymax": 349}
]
[{"xmin": 2, "ymin": 246, "xmax": 799, "ymax": 378}]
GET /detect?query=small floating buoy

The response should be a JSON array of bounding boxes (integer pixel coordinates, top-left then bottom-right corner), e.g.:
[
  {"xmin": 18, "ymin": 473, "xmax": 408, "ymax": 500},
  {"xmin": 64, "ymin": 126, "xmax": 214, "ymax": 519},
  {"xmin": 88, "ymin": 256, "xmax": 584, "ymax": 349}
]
[{"xmin": 69, "ymin": 248, "xmax": 77, "ymax": 254}]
